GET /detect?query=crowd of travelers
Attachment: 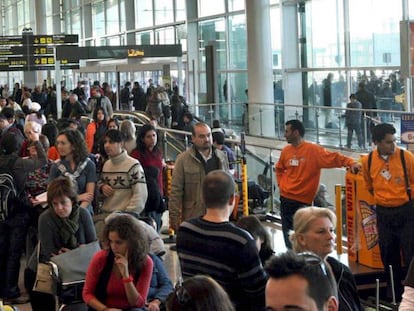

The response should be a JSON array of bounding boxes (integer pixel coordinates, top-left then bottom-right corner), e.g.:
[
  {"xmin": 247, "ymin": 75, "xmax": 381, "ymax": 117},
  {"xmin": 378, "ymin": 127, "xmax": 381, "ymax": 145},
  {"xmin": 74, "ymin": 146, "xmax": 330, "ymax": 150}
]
[{"xmin": 0, "ymin": 78, "xmax": 413, "ymax": 311}]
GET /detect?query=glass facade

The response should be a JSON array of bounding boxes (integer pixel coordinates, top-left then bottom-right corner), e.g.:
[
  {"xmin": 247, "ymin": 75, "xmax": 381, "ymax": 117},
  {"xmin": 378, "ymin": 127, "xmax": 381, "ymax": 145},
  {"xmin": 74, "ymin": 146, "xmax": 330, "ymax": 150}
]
[{"xmin": 0, "ymin": 0, "xmax": 410, "ymax": 130}]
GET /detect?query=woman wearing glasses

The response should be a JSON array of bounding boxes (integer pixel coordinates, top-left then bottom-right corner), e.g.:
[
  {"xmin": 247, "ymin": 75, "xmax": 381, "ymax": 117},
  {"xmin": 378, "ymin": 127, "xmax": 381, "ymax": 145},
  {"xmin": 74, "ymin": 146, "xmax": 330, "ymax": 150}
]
[{"xmin": 289, "ymin": 206, "xmax": 363, "ymax": 311}]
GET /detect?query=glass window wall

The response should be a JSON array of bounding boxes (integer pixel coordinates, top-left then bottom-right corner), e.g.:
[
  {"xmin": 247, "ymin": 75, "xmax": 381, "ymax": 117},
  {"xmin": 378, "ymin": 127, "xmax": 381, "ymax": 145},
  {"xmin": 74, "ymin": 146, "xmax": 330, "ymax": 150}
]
[
  {"xmin": 155, "ymin": 26, "xmax": 175, "ymax": 44},
  {"xmin": 348, "ymin": 0, "xmax": 401, "ymax": 66},
  {"xmin": 136, "ymin": 31, "xmax": 154, "ymax": 45},
  {"xmin": 106, "ymin": 0, "xmax": 120, "ymax": 34},
  {"xmin": 305, "ymin": 0, "xmax": 344, "ymax": 68},
  {"xmin": 199, "ymin": 18, "xmax": 226, "ymax": 71},
  {"xmin": 155, "ymin": 0, "xmax": 174, "ymax": 25},
  {"xmin": 270, "ymin": 5, "xmax": 281, "ymax": 69},
  {"xmin": 176, "ymin": 0, "xmax": 186, "ymax": 21},
  {"xmin": 228, "ymin": 0, "xmax": 244, "ymax": 12},
  {"xmin": 92, "ymin": 1, "xmax": 105, "ymax": 37},
  {"xmin": 198, "ymin": 0, "xmax": 225, "ymax": 18},
  {"xmin": 228, "ymin": 14, "xmax": 246, "ymax": 70},
  {"xmin": 136, "ymin": 0, "xmax": 153, "ymax": 28},
  {"xmin": 71, "ymin": 9, "xmax": 81, "ymax": 35}
]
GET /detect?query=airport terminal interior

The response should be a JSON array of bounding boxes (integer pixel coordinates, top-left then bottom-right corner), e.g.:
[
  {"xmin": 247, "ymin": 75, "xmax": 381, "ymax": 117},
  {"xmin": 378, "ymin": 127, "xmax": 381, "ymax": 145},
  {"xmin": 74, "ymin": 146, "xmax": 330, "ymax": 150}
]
[{"xmin": 1, "ymin": 0, "xmax": 414, "ymax": 310}]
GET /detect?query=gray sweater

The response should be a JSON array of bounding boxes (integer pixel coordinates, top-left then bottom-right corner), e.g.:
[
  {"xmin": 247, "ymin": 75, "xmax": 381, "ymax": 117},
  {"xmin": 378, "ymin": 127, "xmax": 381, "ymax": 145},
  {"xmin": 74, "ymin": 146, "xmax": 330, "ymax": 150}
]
[{"xmin": 27, "ymin": 207, "xmax": 97, "ymax": 271}]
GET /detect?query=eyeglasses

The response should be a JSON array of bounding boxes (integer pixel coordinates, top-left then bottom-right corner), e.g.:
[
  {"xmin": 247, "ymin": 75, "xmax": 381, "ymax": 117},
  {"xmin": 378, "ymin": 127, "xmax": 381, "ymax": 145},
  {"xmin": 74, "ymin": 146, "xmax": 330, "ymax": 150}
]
[{"xmin": 297, "ymin": 252, "xmax": 328, "ymax": 276}]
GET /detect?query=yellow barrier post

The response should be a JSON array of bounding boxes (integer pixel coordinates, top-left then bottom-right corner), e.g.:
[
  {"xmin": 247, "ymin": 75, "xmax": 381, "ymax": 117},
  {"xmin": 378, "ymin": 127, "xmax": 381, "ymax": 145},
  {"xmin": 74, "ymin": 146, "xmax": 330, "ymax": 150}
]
[{"xmin": 335, "ymin": 184, "xmax": 343, "ymax": 255}]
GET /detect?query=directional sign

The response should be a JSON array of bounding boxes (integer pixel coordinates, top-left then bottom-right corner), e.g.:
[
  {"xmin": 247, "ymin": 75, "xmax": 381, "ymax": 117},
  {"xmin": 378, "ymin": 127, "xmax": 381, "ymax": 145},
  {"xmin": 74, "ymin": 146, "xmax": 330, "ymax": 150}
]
[
  {"xmin": 31, "ymin": 34, "xmax": 79, "ymax": 45},
  {"xmin": 0, "ymin": 45, "xmax": 54, "ymax": 57},
  {"xmin": 0, "ymin": 36, "xmax": 25, "ymax": 46},
  {"xmin": 56, "ymin": 44, "xmax": 183, "ymax": 61},
  {"xmin": 0, "ymin": 34, "xmax": 79, "ymax": 71}
]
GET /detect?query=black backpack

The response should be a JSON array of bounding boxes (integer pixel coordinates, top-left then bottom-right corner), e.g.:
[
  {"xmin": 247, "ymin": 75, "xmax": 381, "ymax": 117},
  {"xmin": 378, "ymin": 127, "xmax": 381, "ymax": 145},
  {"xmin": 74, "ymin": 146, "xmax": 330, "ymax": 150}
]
[
  {"xmin": 143, "ymin": 166, "xmax": 166, "ymax": 213},
  {"xmin": 0, "ymin": 173, "xmax": 17, "ymax": 221}
]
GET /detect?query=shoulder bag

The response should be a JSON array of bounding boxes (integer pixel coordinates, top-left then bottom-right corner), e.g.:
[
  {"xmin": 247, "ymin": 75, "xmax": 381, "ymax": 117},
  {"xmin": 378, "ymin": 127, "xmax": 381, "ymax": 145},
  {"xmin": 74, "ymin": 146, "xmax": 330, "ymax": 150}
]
[{"xmin": 32, "ymin": 243, "xmax": 57, "ymax": 295}]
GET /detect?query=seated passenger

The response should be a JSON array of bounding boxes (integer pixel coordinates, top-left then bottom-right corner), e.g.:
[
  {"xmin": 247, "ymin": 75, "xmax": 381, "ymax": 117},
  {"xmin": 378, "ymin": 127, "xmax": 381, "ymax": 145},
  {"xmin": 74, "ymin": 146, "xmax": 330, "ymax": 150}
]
[
  {"xmin": 289, "ymin": 206, "xmax": 363, "ymax": 311},
  {"xmin": 166, "ymin": 275, "xmax": 235, "ymax": 311},
  {"xmin": 265, "ymin": 251, "xmax": 338, "ymax": 311},
  {"xmin": 142, "ymin": 253, "xmax": 173, "ymax": 311},
  {"xmin": 83, "ymin": 214, "xmax": 153, "ymax": 311},
  {"xmin": 24, "ymin": 177, "xmax": 97, "ymax": 311}
]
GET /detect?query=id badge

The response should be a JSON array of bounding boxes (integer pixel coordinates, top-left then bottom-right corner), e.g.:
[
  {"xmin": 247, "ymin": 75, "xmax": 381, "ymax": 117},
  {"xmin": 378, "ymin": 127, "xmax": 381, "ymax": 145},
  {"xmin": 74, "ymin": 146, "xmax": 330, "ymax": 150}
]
[
  {"xmin": 380, "ymin": 169, "xmax": 391, "ymax": 181},
  {"xmin": 290, "ymin": 159, "xmax": 299, "ymax": 166}
]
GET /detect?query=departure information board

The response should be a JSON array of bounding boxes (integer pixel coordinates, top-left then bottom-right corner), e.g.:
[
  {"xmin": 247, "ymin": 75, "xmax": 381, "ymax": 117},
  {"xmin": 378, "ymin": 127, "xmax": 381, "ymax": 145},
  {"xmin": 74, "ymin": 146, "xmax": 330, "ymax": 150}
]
[{"xmin": 0, "ymin": 34, "xmax": 79, "ymax": 71}]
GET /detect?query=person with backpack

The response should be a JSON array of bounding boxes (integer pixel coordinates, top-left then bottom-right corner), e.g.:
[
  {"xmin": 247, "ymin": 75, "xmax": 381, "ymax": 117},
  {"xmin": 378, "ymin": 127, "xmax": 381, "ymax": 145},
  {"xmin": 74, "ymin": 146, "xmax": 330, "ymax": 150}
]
[
  {"xmin": 0, "ymin": 130, "xmax": 47, "ymax": 304},
  {"xmin": 361, "ymin": 123, "xmax": 414, "ymax": 302}
]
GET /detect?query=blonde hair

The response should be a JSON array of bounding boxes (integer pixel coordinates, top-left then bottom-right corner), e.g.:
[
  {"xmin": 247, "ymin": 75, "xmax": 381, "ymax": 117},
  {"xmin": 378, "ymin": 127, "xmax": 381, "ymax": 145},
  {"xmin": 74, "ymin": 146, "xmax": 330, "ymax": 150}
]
[
  {"xmin": 289, "ymin": 206, "xmax": 337, "ymax": 253},
  {"xmin": 24, "ymin": 120, "xmax": 41, "ymax": 134}
]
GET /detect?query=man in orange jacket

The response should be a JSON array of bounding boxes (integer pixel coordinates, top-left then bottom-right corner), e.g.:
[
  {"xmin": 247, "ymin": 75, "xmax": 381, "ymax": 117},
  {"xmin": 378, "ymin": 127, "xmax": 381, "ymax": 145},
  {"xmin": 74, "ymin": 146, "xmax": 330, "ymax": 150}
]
[
  {"xmin": 361, "ymin": 123, "xmax": 414, "ymax": 301},
  {"xmin": 276, "ymin": 119, "xmax": 360, "ymax": 248}
]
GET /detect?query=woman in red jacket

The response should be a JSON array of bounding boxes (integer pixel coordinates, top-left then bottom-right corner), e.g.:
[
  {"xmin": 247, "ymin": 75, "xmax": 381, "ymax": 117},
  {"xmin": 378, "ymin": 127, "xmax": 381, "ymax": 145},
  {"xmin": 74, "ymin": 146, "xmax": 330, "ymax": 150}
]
[{"xmin": 83, "ymin": 214, "xmax": 153, "ymax": 311}]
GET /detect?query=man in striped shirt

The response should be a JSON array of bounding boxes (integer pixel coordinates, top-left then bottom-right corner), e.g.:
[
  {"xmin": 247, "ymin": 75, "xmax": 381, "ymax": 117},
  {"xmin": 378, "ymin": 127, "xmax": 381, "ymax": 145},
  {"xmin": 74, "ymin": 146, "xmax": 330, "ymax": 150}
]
[{"xmin": 176, "ymin": 170, "xmax": 267, "ymax": 311}]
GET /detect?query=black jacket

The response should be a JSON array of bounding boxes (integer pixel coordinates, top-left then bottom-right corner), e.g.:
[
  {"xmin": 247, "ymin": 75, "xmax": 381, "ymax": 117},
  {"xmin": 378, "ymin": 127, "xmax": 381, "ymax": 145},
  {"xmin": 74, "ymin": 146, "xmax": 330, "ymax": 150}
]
[{"xmin": 327, "ymin": 256, "xmax": 363, "ymax": 311}]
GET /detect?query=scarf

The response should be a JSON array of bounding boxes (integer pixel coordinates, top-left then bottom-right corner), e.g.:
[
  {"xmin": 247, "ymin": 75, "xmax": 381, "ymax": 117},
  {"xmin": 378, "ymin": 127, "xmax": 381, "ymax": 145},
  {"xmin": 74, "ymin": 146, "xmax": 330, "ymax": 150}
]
[{"xmin": 51, "ymin": 204, "xmax": 80, "ymax": 249}]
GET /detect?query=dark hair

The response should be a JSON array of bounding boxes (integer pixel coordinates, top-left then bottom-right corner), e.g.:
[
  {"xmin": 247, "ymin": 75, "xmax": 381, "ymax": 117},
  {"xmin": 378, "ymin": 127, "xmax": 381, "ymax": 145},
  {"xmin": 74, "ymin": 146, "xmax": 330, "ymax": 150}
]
[
  {"xmin": 0, "ymin": 132, "xmax": 17, "ymax": 155},
  {"xmin": 265, "ymin": 251, "xmax": 338, "ymax": 310},
  {"xmin": 285, "ymin": 119, "xmax": 305, "ymax": 137},
  {"xmin": 166, "ymin": 275, "xmax": 235, "ymax": 311},
  {"xmin": 104, "ymin": 129, "xmax": 125, "ymax": 143},
  {"xmin": 47, "ymin": 176, "xmax": 78, "ymax": 207},
  {"xmin": 41, "ymin": 121, "xmax": 59, "ymax": 146},
  {"xmin": 236, "ymin": 215, "xmax": 274, "ymax": 264},
  {"xmin": 349, "ymin": 93, "xmax": 357, "ymax": 100},
  {"xmin": 212, "ymin": 131, "xmax": 225, "ymax": 145},
  {"xmin": 107, "ymin": 118, "xmax": 119, "ymax": 129},
  {"xmin": 0, "ymin": 107, "xmax": 15, "ymax": 120},
  {"xmin": 184, "ymin": 111, "xmax": 193, "ymax": 121},
  {"xmin": 136, "ymin": 124, "xmax": 160, "ymax": 154},
  {"xmin": 102, "ymin": 214, "xmax": 149, "ymax": 272},
  {"xmin": 92, "ymin": 106, "xmax": 108, "ymax": 123},
  {"xmin": 58, "ymin": 128, "xmax": 89, "ymax": 163},
  {"xmin": 202, "ymin": 170, "xmax": 235, "ymax": 208},
  {"xmin": 371, "ymin": 123, "xmax": 396, "ymax": 143}
]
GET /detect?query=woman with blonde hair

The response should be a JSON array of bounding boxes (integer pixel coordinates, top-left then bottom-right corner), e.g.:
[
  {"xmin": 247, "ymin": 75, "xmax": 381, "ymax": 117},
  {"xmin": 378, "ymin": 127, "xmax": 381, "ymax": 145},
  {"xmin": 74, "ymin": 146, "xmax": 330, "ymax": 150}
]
[
  {"xmin": 120, "ymin": 119, "xmax": 136, "ymax": 154},
  {"xmin": 290, "ymin": 206, "xmax": 362, "ymax": 311}
]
